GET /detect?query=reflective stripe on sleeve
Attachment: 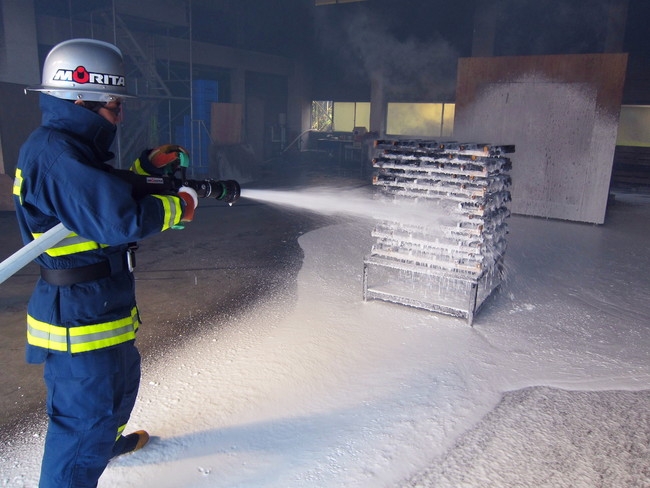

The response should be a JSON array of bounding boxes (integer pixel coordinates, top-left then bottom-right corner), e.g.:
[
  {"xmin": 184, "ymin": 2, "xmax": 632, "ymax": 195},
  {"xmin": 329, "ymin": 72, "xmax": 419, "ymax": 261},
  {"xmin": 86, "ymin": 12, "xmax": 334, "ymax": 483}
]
[
  {"xmin": 152, "ymin": 194, "xmax": 182, "ymax": 231},
  {"xmin": 13, "ymin": 168, "xmax": 23, "ymax": 205},
  {"xmin": 130, "ymin": 157, "xmax": 149, "ymax": 175}
]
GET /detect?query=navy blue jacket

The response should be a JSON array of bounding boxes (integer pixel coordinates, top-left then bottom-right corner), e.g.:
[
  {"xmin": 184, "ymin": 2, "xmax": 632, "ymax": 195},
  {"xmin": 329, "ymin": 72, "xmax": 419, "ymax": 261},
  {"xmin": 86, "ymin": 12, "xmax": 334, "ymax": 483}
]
[{"xmin": 14, "ymin": 94, "xmax": 182, "ymax": 363}]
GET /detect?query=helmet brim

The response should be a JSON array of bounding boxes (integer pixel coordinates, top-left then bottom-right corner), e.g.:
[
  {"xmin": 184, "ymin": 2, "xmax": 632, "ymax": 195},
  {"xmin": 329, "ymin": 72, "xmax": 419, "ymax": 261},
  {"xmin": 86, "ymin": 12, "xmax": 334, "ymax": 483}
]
[{"xmin": 25, "ymin": 85, "xmax": 137, "ymax": 101}]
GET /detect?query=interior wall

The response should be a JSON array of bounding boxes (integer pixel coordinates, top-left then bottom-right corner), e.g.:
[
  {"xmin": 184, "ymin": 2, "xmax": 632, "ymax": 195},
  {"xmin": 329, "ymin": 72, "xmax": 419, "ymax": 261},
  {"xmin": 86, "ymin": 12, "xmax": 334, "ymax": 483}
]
[
  {"xmin": 0, "ymin": 83, "xmax": 41, "ymax": 175},
  {"xmin": 0, "ymin": 1, "xmax": 39, "ymax": 85},
  {"xmin": 0, "ymin": 82, "xmax": 41, "ymax": 210},
  {"xmin": 246, "ymin": 96, "xmax": 265, "ymax": 162},
  {"xmin": 454, "ymin": 53, "xmax": 628, "ymax": 224}
]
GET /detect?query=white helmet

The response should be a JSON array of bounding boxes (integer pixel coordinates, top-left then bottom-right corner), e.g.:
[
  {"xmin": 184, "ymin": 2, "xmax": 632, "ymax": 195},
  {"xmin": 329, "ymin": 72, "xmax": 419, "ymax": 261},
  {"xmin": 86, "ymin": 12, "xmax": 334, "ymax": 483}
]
[{"xmin": 26, "ymin": 38, "xmax": 135, "ymax": 101}]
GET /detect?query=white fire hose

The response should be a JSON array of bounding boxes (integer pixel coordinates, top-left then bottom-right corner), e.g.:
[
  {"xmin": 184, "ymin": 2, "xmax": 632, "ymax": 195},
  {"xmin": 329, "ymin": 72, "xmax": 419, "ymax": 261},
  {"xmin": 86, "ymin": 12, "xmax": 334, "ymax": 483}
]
[{"xmin": 0, "ymin": 222, "xmax": 70, "ymax": 285}]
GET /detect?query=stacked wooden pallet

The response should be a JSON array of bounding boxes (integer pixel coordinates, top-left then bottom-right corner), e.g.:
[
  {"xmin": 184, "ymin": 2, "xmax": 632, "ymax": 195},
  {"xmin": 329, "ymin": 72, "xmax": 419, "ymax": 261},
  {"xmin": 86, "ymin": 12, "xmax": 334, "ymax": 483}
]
[
  {"xmin": 362, "ymin": 139, "xmax": 514, "ymax": 324},
  {"xmin": 612, "ymin": 145, "xmax": 650, "ymax": 188}
]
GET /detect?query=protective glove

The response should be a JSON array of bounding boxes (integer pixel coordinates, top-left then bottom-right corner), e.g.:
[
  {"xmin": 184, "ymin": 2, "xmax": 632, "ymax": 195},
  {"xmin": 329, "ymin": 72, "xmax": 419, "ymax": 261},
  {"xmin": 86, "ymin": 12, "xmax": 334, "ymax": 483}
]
[
  {"xmin": 149, "ymin": 144, "xmax": 189, "ymax": 170},
  {"xmin": 177, "ymin": 186, "xmax": 199, "ymax": 223},
  {"xmin": 131, "ymin": 144, "xmax": 189, "ymax": 176}
]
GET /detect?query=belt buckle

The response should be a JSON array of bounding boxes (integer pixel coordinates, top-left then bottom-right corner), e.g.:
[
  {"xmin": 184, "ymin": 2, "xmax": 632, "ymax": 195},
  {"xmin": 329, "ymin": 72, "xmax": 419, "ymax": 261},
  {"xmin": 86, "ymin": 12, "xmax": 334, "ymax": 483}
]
[{"xmin": 126, "ymin": 249, "xmax": 136, "ymax": 272}]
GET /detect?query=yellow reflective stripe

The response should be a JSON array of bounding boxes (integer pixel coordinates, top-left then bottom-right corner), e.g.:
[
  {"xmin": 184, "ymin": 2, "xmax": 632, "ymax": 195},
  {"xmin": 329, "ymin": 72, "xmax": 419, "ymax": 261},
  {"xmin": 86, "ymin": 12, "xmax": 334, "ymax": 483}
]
[
  {"xmin": 68, "ymin": 307, "xmax": 140, "ymax": 353},
  {"xmin": 26, "ymin": 307, "xmax": 140, "ymax": 353},
  {"xmin": 129, "ymin": 158, "xmax": 149, "ymax": 175},
  {"xmin": 116, "ymin": 424, "xmax": 127, "ymax": 441},
  {"xmin": 152, "ymin": 194, "xmax": 181, "ymax": 231},
  {"xmin": 31, "ymin": 231, "xmax": 109, "ymax": 257},
  {"xmin": 13, "ymin": 168, "xmax": 23, "ymax": 204},
  {"xmin": 26, "ymin": 315, "xmax": 68, "ymax": 352}
]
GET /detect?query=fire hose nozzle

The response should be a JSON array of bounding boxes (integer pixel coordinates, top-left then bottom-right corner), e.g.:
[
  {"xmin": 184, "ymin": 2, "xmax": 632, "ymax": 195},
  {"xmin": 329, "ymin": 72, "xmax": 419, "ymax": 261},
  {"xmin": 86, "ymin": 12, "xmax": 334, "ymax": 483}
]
[
  {"xmin": 217, "ymin": 179, "xmax": 241, "ymax": 204},
  {"xmin": 187, "ymin": 179, "xmax": 241, "ymax": 204}
]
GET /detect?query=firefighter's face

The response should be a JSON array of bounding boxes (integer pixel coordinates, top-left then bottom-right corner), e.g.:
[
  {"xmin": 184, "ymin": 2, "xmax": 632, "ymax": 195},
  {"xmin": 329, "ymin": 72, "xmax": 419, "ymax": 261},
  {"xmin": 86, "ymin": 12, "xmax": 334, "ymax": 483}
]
[
  {"xmin": 98, "ymin": 100, "xmax": 123, "ymax": 125},
  {"xmin": 74, "ymin": 99, "xmax": 123, "ymax": 125}
]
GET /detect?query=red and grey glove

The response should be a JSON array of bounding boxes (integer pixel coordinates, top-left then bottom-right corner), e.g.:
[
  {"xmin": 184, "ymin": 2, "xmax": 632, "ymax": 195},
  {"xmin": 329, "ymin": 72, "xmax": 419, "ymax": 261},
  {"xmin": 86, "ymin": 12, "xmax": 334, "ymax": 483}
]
[
  {"xmin": 131, "ymin": 144, "xmax": 189, "ymax": 175},
  {"xmin": 149, "ymin": 144, "xmax": 189, "ymax": 169},
  {"xmin": 177, "ymin": 186, "xmax": 199, "ymax": 223}
]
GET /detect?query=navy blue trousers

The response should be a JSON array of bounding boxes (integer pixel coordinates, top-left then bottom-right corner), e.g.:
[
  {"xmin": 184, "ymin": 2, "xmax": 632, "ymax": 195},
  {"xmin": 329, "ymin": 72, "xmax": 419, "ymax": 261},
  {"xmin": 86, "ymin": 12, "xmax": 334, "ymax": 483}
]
[{"xmin": 39, "ymin": 342, "xmax": 141, "ymax": 488}]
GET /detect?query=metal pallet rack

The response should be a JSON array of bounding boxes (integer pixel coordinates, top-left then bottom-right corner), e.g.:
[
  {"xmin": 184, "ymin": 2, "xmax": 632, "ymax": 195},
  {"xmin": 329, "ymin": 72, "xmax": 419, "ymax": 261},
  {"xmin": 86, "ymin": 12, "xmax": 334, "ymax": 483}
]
[{"xmin": 363, "ymin": 139, "xmax": 514, "ymax": 324}]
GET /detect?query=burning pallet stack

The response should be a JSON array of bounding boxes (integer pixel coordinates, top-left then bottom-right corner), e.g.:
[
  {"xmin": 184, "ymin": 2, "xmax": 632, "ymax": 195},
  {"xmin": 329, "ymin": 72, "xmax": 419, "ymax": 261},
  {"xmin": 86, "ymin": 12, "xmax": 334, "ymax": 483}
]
[{"xmin": 363, "ymin": 139, "xmax": 514, "ymax": 324}]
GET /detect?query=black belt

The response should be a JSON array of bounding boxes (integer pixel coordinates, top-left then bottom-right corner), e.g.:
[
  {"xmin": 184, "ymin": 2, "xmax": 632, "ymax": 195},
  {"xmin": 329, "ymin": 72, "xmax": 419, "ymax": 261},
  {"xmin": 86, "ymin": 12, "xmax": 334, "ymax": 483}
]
[{"xmin": 40, "ymin": 247, "xmax": 137, "ymax": 287}]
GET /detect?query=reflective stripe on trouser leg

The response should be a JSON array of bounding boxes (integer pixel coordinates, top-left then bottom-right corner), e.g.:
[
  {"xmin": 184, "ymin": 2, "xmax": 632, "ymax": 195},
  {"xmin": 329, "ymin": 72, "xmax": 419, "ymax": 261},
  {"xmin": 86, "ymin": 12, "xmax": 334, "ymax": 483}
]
[
  {"xmin": 116, "ymin": 423, "xmax": 127, "ymax": 441},
  {"xmin": 111, "ymin": 345, "xmax": 142, "ymax": 458},
  {"xmin": 38, "ymin": 343, "xmax": 141, "ymax": 488}
]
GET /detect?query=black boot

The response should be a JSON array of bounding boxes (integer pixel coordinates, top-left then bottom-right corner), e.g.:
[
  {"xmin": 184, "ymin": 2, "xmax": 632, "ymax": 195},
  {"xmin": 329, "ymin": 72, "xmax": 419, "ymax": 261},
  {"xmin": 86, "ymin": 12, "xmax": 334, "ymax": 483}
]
[{"xmin": 111, "ymin": 430, "xmax": 150, "ymax": 458}]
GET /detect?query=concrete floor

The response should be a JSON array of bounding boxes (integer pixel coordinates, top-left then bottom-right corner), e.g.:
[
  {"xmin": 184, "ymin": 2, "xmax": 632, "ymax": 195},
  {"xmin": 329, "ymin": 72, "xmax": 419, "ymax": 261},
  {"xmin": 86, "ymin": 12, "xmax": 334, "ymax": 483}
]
[{"xmin": 0, "ymin": 159, "xmax": 367, "ymax": 435}]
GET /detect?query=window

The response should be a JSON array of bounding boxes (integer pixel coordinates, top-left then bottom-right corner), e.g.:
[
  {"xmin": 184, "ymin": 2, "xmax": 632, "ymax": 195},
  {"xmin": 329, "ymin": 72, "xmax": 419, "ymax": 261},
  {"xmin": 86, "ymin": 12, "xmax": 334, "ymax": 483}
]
[
  {"xmin": 311, "ymin": 101, "xmax": 333, "ymax": 131},
  {"xmin": 617, "ymin": 105, "xmax": 650, "ymax": 147},
  {"xmin": 386, "ymin": 103, "xmax": 455, "ymax": 138},
  {"xmin": 333, "ymin": 102, "xmax": 370, "ymax": 132},
  {"xmin": 311, "ymin": 101, "xmax": 457, "ymax": 137},
  {"xmin": 311, "ymin": 101, "xmax": 370, "ymax": 132}
]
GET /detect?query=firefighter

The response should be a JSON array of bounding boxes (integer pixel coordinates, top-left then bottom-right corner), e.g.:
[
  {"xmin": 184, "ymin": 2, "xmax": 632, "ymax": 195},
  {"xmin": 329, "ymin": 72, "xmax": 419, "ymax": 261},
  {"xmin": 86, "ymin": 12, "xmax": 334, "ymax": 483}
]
[{"xmin": 13, "ymin": 38, "xmax": 199, "ymax": 487}]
